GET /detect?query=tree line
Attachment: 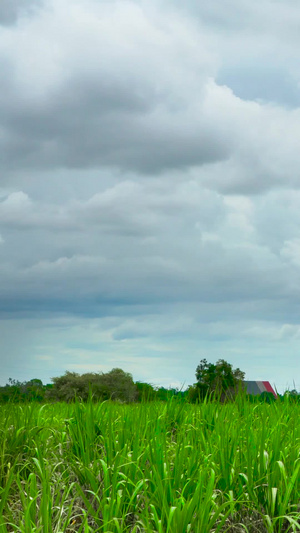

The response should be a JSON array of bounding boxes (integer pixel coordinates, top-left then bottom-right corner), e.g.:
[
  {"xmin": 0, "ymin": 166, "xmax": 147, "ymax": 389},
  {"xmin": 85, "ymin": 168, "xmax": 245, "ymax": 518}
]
[
  {"xmin": 0, "ymin": 359, "xmax": 298, "ymax": 403},
  {"xmin": 0, "ymin": 369, "xmax": 185, "ymax": 403}
]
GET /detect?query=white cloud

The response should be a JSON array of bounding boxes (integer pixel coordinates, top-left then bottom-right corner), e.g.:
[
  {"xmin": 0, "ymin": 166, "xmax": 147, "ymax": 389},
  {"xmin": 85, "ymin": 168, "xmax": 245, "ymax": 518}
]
[{"xmin": 280, "ymin": 239, "xmax": 300, "ymax": 267}]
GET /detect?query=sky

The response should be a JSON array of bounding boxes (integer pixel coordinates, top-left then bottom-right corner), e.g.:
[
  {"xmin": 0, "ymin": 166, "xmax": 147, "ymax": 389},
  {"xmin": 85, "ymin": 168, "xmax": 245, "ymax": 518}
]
[{"xmin": 1, "ymin": 0, "xmax": 300, "ymax": 392}]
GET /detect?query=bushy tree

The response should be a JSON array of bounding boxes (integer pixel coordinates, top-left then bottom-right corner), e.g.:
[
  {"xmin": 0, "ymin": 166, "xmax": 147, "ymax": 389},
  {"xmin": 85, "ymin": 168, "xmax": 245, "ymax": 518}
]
[
  {"xmin": 283, "ymin": 389, "xmax": 300, "ymax": 403},
  {"xmin": 260, "ymin": 391, "xmax": 276, "ymax": 403},
  {"xmin": 194, "ymin": 359, "xmax": 245, "ymax": 400},
  {"xmin": 187, "ymin": 384, "xmax": 201, "ymax": 403},
  {"xmin": 23, "ymin": 379, "xmax": 45, "ymax": 401},
  {"xmin": 135, "ymin": 381, "xmax": 156, "ymax": 402},
  {"xmin": 47, "ymin": 372, "xmax": 83, "ymax": 402},
  {"xmin": 0, "ymin": 378, "xmax": 46, "ymax": 403},
  {"xmin": 97, "ymin": 368, "xmax": 137, "ymax": 402},
  {"xmin": 48, "ymin": 368, "xmax": 137, "ymax": 402}
]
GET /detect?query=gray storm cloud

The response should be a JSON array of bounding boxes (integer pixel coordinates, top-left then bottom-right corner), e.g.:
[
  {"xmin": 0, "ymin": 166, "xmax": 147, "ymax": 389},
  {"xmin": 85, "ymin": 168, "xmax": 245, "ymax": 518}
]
[
  {"xmin": 0, "ymin": 0, "xmax": 41, "ymax": 25},
  {"xmin": 1, "ymin": 0, "xmax": 300, "ymax": 193},
  {"xmin": 0, "ymin": 0, "xmax": 300, "ymax": 390}
]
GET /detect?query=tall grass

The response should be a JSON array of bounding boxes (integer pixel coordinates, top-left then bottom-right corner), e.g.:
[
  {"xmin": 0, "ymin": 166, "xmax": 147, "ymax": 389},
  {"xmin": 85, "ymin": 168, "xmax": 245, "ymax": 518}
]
[{"xmin": 0, "ymin": 397, "xmax": 300, "ymax": 532}]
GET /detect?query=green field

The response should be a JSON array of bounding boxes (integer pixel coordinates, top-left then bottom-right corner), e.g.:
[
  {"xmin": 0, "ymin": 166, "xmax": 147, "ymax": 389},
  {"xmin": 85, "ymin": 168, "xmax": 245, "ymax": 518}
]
[{"xmin": 1, "ymin": 399, "xmax": 300, "ymax": 532}]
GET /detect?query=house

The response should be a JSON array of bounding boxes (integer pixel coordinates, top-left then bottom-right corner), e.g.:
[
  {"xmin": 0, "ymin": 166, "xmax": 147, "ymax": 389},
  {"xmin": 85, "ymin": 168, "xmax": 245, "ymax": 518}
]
[{"xmin": 244, "ymin": 381, "xmax": 277, "ymax": 398}]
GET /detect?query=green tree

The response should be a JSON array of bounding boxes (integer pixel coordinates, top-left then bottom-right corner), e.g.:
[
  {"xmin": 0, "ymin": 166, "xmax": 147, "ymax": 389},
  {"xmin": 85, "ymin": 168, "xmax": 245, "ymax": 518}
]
[
  {"xmin": 187, "ymin": 384, "xmax": 201, "ymax": 403},
  {"xmin": 98, "ymin": 368, "xmax": 137, "ymax": 402},
  {"xmin": 48, "ymin": 368, "xmax": 137, "ymax": 402},
  {"xmin": 0, "ymin": 378, "xmax": 46, "ymax": 403},
  {"xmin": 48, "ymin": 372, "xmax": 82, "ymax": 402},
  {"xmin": 24, "ymin": 379, "xmax": 45, "ymax": 401},
  {"xmin": 135, "ymin": 381, "xmax": 156, "ymax": 402},
  {"xmin": 195, "ymin": 359, "xmax": 245, "ymax": 400},
  {"xmin": 260, "ymin": 391, "xmax": 276, "ymax": 403},
  {"xmin": 283, "ymin": 389, "xmax": 300, "ymax": 403}
]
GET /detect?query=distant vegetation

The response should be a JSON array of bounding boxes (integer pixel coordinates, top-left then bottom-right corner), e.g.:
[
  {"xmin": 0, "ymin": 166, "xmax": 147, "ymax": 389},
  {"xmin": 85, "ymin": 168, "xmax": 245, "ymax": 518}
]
[
  {"xmin": 0, "ymin": 369, "xmax": 186, "ymax": 404},
  {"xmin": 0, "ymin": 360, "xmax": 298, "ymax": 403},
  {"xmin": 188, "ymin": 358, "xmax": 245, "ymax": 402}
]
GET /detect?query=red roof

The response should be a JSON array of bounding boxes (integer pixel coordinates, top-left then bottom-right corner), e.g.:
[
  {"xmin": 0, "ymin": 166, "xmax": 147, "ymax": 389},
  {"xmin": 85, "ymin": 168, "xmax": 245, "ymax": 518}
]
[{"xmin": 244, "ymin": 381, "xmax": 277, "ymax": 397}]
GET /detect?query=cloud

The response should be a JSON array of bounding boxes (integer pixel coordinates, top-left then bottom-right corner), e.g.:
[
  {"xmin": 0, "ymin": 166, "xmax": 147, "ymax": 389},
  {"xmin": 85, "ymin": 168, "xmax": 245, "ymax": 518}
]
[
  {"xmin": 0, "ymin": 0, "xmax": 41, "ymax": 26},
  {"xmin": 1, "ymin": 0, "xmax": 300, "ymax": 196},
  {"xmin": 1, "ymin": 313, "xmax": 299, "ymax": 391},
  {"xmin": 0, "ymin": 0, "xmax": 223, "ymax": 176},
  {"xmin": 0, "ymin": 0, "xmax": 300, "ymax": 391},
  {"xmin": 0, "ymin": 181, "xmax": 293, "ymax": 320},
  {"xmin": 280, "ymin": 239, "xmax": 300, "ymax": 267}
]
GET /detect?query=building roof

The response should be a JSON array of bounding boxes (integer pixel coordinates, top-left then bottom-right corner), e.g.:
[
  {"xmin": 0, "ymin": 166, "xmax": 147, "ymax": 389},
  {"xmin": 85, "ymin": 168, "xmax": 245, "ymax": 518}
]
[{"xmin": 244, "ymin": 381, "xmax": 277, "ymax": 397}]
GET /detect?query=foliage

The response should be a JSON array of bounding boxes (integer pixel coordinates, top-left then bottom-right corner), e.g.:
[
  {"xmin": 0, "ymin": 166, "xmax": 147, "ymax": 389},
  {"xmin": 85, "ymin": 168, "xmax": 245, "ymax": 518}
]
[
  {"xmin": 260, "ymin": 391, "xmax": 276, "ymax": 403},
  {"xmin": 98, "ymin": 367, "xmax": 137, "ymax": 401},
  {"xmin": 194, "ymin": 358, "xmax": 245, "ymax": 400},
  {"xmin": 135, "ymin": 381, "xmax": 156, "ymax": 401},
  {"xmin": 49, "ymin": 368, "xmax": 137, "ymax": 402},
  {"xmin": 0, "ymin": 398, "xmax": 300, "ymax": 532},
  {"xmin": 0, "ymin": 378, "xmax": 47, "ymax": 403},
  {"xmin": 187, "ymin": 383, "xmax": 201, "ymax": 403},
  {"xmin": 279, "ymin": 389, "xmax": 300, "ymax": 403},
  {"xmin": 0, "ymin": 370, "xmax": 188, "ymax": 404}
]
